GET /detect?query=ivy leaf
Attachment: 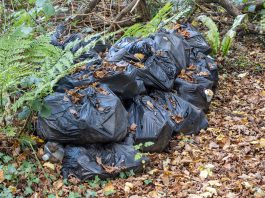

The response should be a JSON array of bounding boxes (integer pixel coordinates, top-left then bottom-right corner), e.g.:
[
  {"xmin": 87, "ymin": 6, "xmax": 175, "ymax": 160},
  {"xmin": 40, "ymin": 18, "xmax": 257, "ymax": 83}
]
[
  {"xmin": 144, "ymin": 141, "xmax": 154, "ymax": 147},
  {"xmin": 3, "ymin": 155, "xmax": 12, "ymax": 163},
  {"xmin": 24, "ymin": 186, "xmax": 33, "ymax": 196}
]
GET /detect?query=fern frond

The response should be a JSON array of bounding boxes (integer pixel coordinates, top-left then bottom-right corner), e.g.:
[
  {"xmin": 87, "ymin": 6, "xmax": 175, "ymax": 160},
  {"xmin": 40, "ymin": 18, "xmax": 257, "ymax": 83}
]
[
  {"xmin": 221, "ymin": 14, "xmax": 246, "ymax": 56},
  {"xmin": 197, "ymin": 15, "xmax": 220, "ymax": 55}
]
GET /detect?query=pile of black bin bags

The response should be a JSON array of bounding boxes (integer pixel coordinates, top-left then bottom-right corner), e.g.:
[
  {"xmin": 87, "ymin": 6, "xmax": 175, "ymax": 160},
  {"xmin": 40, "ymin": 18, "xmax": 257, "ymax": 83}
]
[{"xmin": 37, "ymin": 24, "xmax": 218, "ymax": 181}]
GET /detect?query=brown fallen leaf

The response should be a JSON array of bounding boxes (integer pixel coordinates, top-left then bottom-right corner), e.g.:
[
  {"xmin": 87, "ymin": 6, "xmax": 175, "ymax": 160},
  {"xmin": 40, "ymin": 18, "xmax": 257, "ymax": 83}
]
[
  {"xmin": 0, "ymin": 170, "xmax": 4, "ymax": 183},
  {"xmin": 130, "ymin": 123, "xmax": 137, "ymax": 131},
  {"xmin": 187, "ymin": 64, "xmax": 197, "ymax": 70},
  {"xmin": 174, "ymin": 23, "xmax": 181, "ymax": 30},
  {"xmin": 96, "ymin": 157, "xmax": 120, "ymax": 173},
  {"xmin": 53, "ymin": 179, "xmax": 63, "ymax": 190},
  {"xmin": 103, "ymin": 182, "xmax": 115, "ymax": 194},
  {"xmin": 96, "ymin": 87, "xmax": 109, "ymax": 95},
  {"xmin": 171, "ymin": 115, "xmax": 184, "ymax": 124},
  {"xmin": 178, "ymin": 69, "xmax": 193, "ymax": 82},
  {"xmin": 94, "ymin": 70, "xmax": 107, "ymax": 79},
  {"xmin": 133, "ymin": 62, "xmax": 145, "ymax": 68},
  {"xmin": 179, "ymin": 29, "xmax": 190, "ymax": 38},
  {"xmin": 161, "ymin": 172, "xmax": 170, "ymax": 186},
  {"xmin": 66, "ymin": 90, "xmax": 84, "ymax": 104}
]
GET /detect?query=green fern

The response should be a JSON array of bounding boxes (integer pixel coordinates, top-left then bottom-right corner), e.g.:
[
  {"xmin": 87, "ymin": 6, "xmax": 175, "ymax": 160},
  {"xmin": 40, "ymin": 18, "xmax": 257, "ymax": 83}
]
[
  {"xmin": 197, "ymin": 15, "xmax": 220, "ymax": 55},
  {"xmin": 197, "ymin": 14, "xmax": 246, "ymax": 56},
  {"xmin": 221, "ymin": 14, "xmax": 246, "ymax": 56},
  {"xmin": 11, "ymin": 31, "xmax": 120, "ymax": 113},
  {"xmin": 0, "ymin": 33, "xmax": 34, "ymax": 111}
]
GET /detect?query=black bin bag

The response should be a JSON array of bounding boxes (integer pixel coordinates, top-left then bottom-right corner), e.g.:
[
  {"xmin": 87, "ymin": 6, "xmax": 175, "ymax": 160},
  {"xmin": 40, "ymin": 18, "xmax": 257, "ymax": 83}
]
[
  {"xmin": 94, "ymin": 61, "xmax": 146, "ymax": 99},
  {"xmin": 151, "ymin": 91, "xmax": 208, "ymax": 135},
  {"xmin": 137, "ymin": 53, "xmax": 178, "ymax": 91},
  {"xmin": 106, "ymin": 37, "xmax": 153, "ymax": 63},
  {"xmin": 62, "ymin": 135, "xmax": 148, "ymax": 181},
  {"xmin": 190, "ymin": 52, "xmax": 218, "ymax": 88},
  {"xmin": 175, "ymin": 24, "xmax": 211, "ymax": 55},
  {"xmin": 106, "ymin": 36, "xmax": 179, "ymax": 91},
  {"xmin": 174, "ymin": 76, "xmax": 214, "ymax": 112},
  {"xmin": 128, "ymin": 96, "xmax": 173, "ymax": 152},
  {"xmin": 151, "ymin": 30, "xmax": 190, "ymax": 69},
  {"xmin": 37, "ymin": 85, "xmax": 128, "ymax": 144}
]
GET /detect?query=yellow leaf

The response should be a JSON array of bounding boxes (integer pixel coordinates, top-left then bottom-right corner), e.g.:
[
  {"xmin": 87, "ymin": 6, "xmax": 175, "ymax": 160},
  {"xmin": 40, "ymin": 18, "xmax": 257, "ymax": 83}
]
[
  {"xmin": 43, "ymin": 162, "xmax": 55, "ymax": 170},
  {"xmin": 232, "ymin": 111, "xmax": 246, "ymax": 116},
  {"xmin": 259, "ymin": 138, "xmax": 265, "ymax": 148},
  {"xmin": 31, "ymin": 135, "xmax": 44, "ymax": 143},
  {"xmin": 8, "ymin": 186, "xmax": 16, "ymax": 193},
  {"xmin": 146, "ymin": 101, "xmax": 154, "ymax": 109},
  {"xmin": 216, "ymin": 134, "xmax": 225, "ymax": 142},
  {"xmin": 134, "ymin": 53, "xmax": 145, "ymax": 60},
  {"xmin": 260, "ymin": 90, "xmax": 265, "ymax": 97}
]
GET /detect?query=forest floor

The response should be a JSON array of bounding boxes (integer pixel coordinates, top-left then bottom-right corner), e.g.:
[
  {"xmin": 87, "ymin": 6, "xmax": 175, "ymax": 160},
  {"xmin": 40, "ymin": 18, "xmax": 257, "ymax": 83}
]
[{"xmin": 0, "ymin": 34, "xmax": 265, "ymax": 198}]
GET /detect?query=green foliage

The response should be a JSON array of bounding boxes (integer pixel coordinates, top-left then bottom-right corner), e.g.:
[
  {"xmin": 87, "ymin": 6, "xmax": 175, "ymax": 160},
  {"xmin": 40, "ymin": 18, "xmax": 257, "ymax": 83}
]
[
  {"xmin": 197, "ymin": 15, "xmax": 220, "ymax": 55},
  {"xmin": 1, "ymin": 12, "xmax": 120, "ymax": 135},
  {"xmin": 1, "ymin": 0, "xmax": 55, "ymax": 35},
  {"xmin": 144, "ymin": 179, "xmax": 153, "ymax": 185},
  {"xmin": 221, "ymin": 14, "xmax": 246, "ymax": 56},
  {"xmin": 134, "ymin": 141, "xmax": 153, "ymax": 161},
  {"xmin": 68, "ymin": 192, "xmax": 82, "ymax": 198},
  {"xmin": 197, "ymin": 14, "xmax": 247, "ymax": 57},
  {"xmin": 0, "ymin": 154, "xmax": 40, "ymax": 197},
  {"xmin": 0, "ymin": 31, "xmax": 63, "ymax": 120},
  {"xmin": 86, "ymin": 190, "xmax": 97, "ymax": 198},
  {"xmin": 104, "ymin": 189, "xmax": 116, "ymax": 196}
]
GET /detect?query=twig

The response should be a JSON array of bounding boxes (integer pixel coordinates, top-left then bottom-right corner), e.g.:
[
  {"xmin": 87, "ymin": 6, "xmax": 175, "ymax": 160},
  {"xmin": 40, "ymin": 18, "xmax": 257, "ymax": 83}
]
[
  {"xmin": 29, "ymin": 143, "xmax": 52, "ymax": 186},
  {"xmin": 196, "ymin": 0, "xmax": 241, "ymax": 17},
  {"xmin": 130, "ymin": 0, "xmax": 141, "ymax": 13},
  {"xmin": 238, "ymin": 0, "xmax": 265, "ymax": 11},
  {"xmin": 18, "ymin": 112, "xmax": 32, "ymax": 137},
  {"xmin": 2, "ymin": 0, "xmax": 7, "ymax": 32},
  {"xmin": 108, "ymin": 0, "xmax": 139, "ymax": 32}
]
